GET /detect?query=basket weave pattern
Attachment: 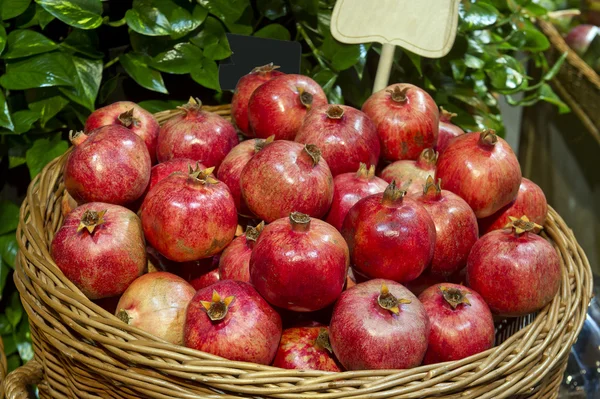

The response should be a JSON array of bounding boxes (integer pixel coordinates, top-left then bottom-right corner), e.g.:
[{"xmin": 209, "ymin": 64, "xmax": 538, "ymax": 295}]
[{"xmin": 2, "ymin": 104, "xmax": 594, "ymax": 399}]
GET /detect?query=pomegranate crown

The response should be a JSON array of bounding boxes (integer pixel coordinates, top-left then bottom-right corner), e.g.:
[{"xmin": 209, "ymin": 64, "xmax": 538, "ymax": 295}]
[
  {"xmin": 439, "ymin": 106, "xmax": 457, "ymax": 123},
  {"xmin": 254, "ymin": 135, "xmax": 275, "ymax": 153},
  {"xmin": 188, "ymin": 163, "xmax": 218, "ymax": 185},
  {"xmin": 177, "ymin": 97, "xmax": 203, "ymax": 114},
  {"xmin": 303, "ymin": 144, "xmax": 321, "ymax": 166},
  {"xmin": 325, "ymin": 105, "xmax": 345, "ymax": 119},
  {"xmin": 479, "ymin": 129, "xmax": 498, "ymax": 147},
  {"xmin": 440, "ymin": 286, "xmax": 471, "ymax": 310},
  {"xmin": 77, "ymin": 209, "xmax": 107, "ymax": 234},
  {"xmin": 297, "ymin": 86, "xmax": 314, "ymax": 109},
  {"xmin": 315, "ymin": 328, "xmax": 333, "ymax": 353},
  {"xmin": 377, "ymin": 283, "xmax": 411, "ymax": 315},
  {"xmin": 417, "ymin": 148, "xmax": 438, "ymax": 168},
  {"xmin": 118, "ymin": 108, "xmax": 141, "ymax": 128},
  {"xmin": 382, "ymin": 180, "xmax": 406, "ymax": 205},
  {"xmin": 200, "ymin": 290, "xmax": 236, "ymax": 321},
  {"xmin": 356, "ymin": 163, "xmax": 376, "ymax": 179},
  {"xmin": 505, "ymin": 215, "xmax": 543, "ymax": 235},
  {"xmin": 387, "ymin": 86, "xmax": 409, "ymax": 103},
  {"xmin": 423, "ymin": 175, "xmax": 442, "ymax": 197},
  {"xmin": 245, "ymin": 221, "xmax": 265, "ymax": 243},
  {"xmin": 251, "ymin": 62, "xmax": 280, "ymax": 74},
  {"xmin": 69, "ymin": 130, "xmax": 88, "ymax": 146}
]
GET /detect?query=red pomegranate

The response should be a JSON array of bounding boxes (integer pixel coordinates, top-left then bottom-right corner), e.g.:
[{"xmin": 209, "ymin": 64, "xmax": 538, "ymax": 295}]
[
  {"xmin": 404, "ymin": 269, "xmax": 462, "ymax": 297},
  {"xmin": 250, "ymin": 212, "xmax": 349, "ymax": 312},
  {"xmin": 436, "ymin": 107, "xmax": 465, "ymax": 154},
  {"xmin": 116, "ymin": 272, "xmax": 195, "ymax": 345},
  {"xmin": 149, "ymin": 158, "xmax": 203, "ymax": 193},
  {"xmin": 85, "ymin": 101, "xmax": 160, "ymax": 164},
  {"xmin": 362, "ymin": 83, "xmax": 439, "ymax": 161},
  {"xmin": 341, "ymin": 181, "xmax": 436, "ymax": 283},
  {"xmin": 217, "ymin": 137, "xmax": 273, "ymax": 216},
  {"xmin": 412, "ymin": 177, "xmax": 478, "ymax": 276},
  {"xmin": 247, "ymin": 74, "xmax": 328, "ymax": 140},
  {"xmin": 51, "ymin": 203, "xmax": 146, "ymax": 299},
  {"xmin": 436, "ymin": 129, "xmax": 522, "ymax": 218},
  {"xmin": 295, "ymin": 104, "xmax": 380, "ymax": 176},
  {"xmin": 478, "ymin": 177, "xmax": 548, "ymax": 235},
  {"xmin": 231, "ymin": 63, "xmax": 285, "ymax": 136},
  {"xmin": 64, "ymin": 127, "xmax": 151, "ymax": 206},
  {"xmin": 329, "ymin": 280, "xmax": 430, "ymax": 370},
  {"xmin": 240, "ymin": 141, "xmax": 334, "ymax": 222},
  {"xmin": 156, "ymin": 98, "xmax": 238, "ymax": 170},
  {"xmin": 418, "ymin": 283, "xmax": 495, "ymax": 364},
  {"xmin": 219, "ymin": 222, "xmax": 264, "ymax": 283},
  {"xmin": 565, "ymin": 24, "xmax": 599, "ymax": 56},
  {"xmin": 140, "ymin": 165, "xmax": 237, "ymax": 262},
  {"xmin": 184, "ymin": 280, "xmax": 282, "ymax": 364},
  {"xmin": 379, "ymin": 148, "xmax": 438, "ymax": 196},
  {"xmin": 467, "ymin": 216, "xmax": 561, "ymax": 316},
  {"xmin": 273, "ymin": 327, "xmax": 341, "ymax": 371},
  {"xmin": 325, "ymin": 163, "xmax": 387, "ymax": 231}
]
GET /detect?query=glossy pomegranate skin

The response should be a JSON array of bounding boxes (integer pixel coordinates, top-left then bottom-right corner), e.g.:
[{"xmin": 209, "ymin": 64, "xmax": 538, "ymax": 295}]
[
  {"xmin": 436, "ymin": 109, "xmax": 465, "ymax": 154},
  {"xmin": 116, "ymin": 272, "xmax": 195, "ymax": 345},
  {"xmin": 362, "ymin": 83, "xmax": 439, "ymax": 161},
  {"xmin": 247, "ymin": 74, "xmax": 328, "ymax": 140},
  {"xmin": 325, "ymin": 165, "xmax": 387, "ymax": 231},
  {"xmin": 140, "ymin": 171, "xmax": 237, "ymax": 262},
  {"xmin": 379, "ymin": 148, "xmax": 438, "ymax": 196},
  {"xmin": 565, "ymin": 24, "xmax": 598, "ymax": 56},
  {"xmin": 419, "ymin": 283, "xmax": 495, "ymax": 364},
  {"xmin": 219, "ymin": 229, "xmax": 261, "ymax": 283},
  {"xmin": 436, "ymin": 131, "xmax": 522, "ymax": 218},
  {"xmin": 85, "ymin": 101, "xmax": 160, "ymax": 164},
  {"xmin": 250, "ymin": 214, "xmax": 349, "ymax": 312},
  {"xmin": 240, "ymin": 141, "xmax": 334, "ymax": 223},
  {"xmin": 273, "ymin": 327, "xmax": 341, "ymax": 371},
  {"xmin": 478, "ymin": 178, "xmax": 548, "ymax": 235},
  {"xmin": 64, "ymin": 126, "xmax": 151, "ymax": 206},
  {"xmin": 156, "ymin": 103, "xmax": 239, "ymax": 170},
  {"xmin": 231, "ymin": 64, "xmax": 285, "ymax": 136},
  {"xmin": 51, "ymin": 203, "xmax": 146, "ymax": 299},
  {"xmin": 341, "ymin": 185, "xmax": 436, "ymax": 283},
  {"xmin": 466, "ymin": 228, "xmax": 561, "ymax": 316},
  {"xmin": 184, "ymin": 280, "xmax": 282, "ymax": 364},
  {"xmin": 295, "ymin": 105, "xmax": 380, "ymax": 176},
  {"xmin": 329, "ymin": 279, "xmax": 430, "ymax": 370}
]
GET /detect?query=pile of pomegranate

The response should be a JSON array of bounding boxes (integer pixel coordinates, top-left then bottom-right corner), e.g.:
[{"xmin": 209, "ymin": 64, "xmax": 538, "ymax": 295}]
[{"xmin": 51, "ymin": 65, "xmax": 560, "ymax": 371}]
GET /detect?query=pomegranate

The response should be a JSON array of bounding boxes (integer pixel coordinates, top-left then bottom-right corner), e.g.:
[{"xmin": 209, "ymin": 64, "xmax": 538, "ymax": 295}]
[
  {"xmin": 148, "ymin": 158, "xmax": 204, "ymax": 195},
  {"xmin": 187, "ymin": 268, "xmax": 220, "ymax": 290},
  {"xmin": 329, "ymin": 280, "xmax": 430, "ymax": 370},
  {"xmin": 231, "ymin": 63, "xmax": 285, "ymax": 136},
  {"xmin": 405, "ymin": 269, "xmax": 454, "ymax": 297},
  {"xmin": 411, "ymin": 177, "xmax": 478, "ymax": 276},
  {"xmin": 64, "ymin": 127, "xmax": 151, "ymax": 206},
  {"xmin": 217, "ymin": 137, "xmax": 273, "ymax": 216},
  {"xmin": 341, "ymin": 181, "xmax": 436, "ymax": 282},
  {"xmin": 325, "ymin": 163, "xmax": 387, "ymax": 231},
  {"xmin": 362, "ymin": 83, "xmax": 439, "ymax": 161},
  {"xmin": 51, "ymin": 203, "xmax": 146, "ymax": 299},
  {"xmin": 116, "ymin": 272, "xmax": 195, "ymax": 345},
  {"xmin": 467, "ymin": 216, "xmax": 561, "ymax": 316},
  {"xmin": 436, "ymin": 107, "xmax": 465, "ymax": 154},
  {"xmin": 219, "ymin": 222, "xmax": 264, "ymax": 283},
  {"xmin": 478, "ymin": 177, "xmax": 548, "ymax": 235},
  {"xmin": 184, "ymin": 280, "xmax": 282, "ymax": 364},
  {"xmin": 247, "ymin": 74, "xmax": 327, "ymax": 140},
  {"xmin": 85, "ymin": 101, "xmax": 160, "ymax": 164},
  {"xmin": 295, "ymin": 104, "xmax": 380, "ymax": 176},
  {"xmin": 418, "ymin": 283, "xmax": 495, "ymax": 364},
  {"xmin": 240, "ymin": 141, "xmax": 334, "ymax": 222},
  {"xmin": 565, "ymin": 24, "xmax": 598, "ymax": 56},
  {"xmin": 379, "ymin": 148, "xmax": 438, "ymax": 196},
  {"xmin": 436, "ymin": 129, "xmax": 522, "ymax": 218},
  {"xmin": 273, "ymin": 327, "xmax": 341, "ymax": 371},
  {"xmin": 156, "ymin": 98, "xmax": 239, "ymax": 170},
  {"xmin": 140, "ymin": 165, "xmax": 237, "ymax": 262},
  {"xmin": 250, "ymin": 212, "xmax": 348, "ymax": 312}
]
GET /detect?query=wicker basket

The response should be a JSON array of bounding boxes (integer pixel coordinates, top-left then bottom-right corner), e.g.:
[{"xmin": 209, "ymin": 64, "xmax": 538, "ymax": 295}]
[{"xmin": 1, "ymin": 103, "xmax": 594, "ymax": 399}]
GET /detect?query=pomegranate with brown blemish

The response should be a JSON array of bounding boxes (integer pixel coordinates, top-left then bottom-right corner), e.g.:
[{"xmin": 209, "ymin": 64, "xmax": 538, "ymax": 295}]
[
  {"xmin": 273, "ymin": 326, "xmax": 341, "ymax": 371},
  {"xmin": 379, "ymin": 148, "xmax": 438, "ymax": 196},
  {"xmin": 435, "ymin": 107, "xmax": 465, "ymax": 154},
  {"xmin": 219, "ymin": 222, "xmax": 264, "ymax": 283}
]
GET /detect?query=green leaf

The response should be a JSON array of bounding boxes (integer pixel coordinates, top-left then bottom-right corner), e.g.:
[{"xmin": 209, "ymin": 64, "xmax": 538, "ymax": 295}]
[
  {"xmin": 0, "ymin": 201, "xmax": 19, "ymax": 235},
  {"xmin": 465, "ymin": 54, "xmax": 485, "ymax": 69},
  {"xmin": 29, "ymin": 95, "xmax": 69, "ymax": 127},
  {"xmin": 486, "ymin": 56, "xmax": 524, "ymax": 92},
  {"xmin": 6, "ymin": 291, "xmax": 23, "ymax": 327},
  {"xmin": 0, "ymin": 315, "xmax": 11, "ymax": 335},
  {"xmin": 11, "ymin": 110, "xmax": 40, "ymax": 134},
  {"xmin": 190, "ymin": 17, "xmax": 231, "ymax": 61},
  {"xmin": 404, "ymin": 50, "xmax": 422, "ymax": 76},
  {"xmin": 508, "ymin": 28, "xmax": 550, "ymax": 52},
  {"xmin": 0, "ymin": 25, "xmax": 6, "ymax": 55},
  {"xmin": 121, "ymin": 52, "xmax": 168, "ymax": 94},
  {"xmin": 138, "ymin": 99, "xmax": 182, "ymax": 113},
  {"xmin": 328, "ymin": 85, "xmax": 343, "ymax": 105},
  {"xmin": 17, "ymin": 3, "xmax": 55, "ymax": 28},
  {"xmin": 321, "ymin": 34, "xmax": 361, "ymax": 71},
  {"xmin": 2, "ymin": 0, "xmax": 31, "ymax": 20},
  {"xmin": 254, "ymin": 24, "xmax": 290, "ymax": 41},
  {"xmin": 459, "ymin": 2, "xmax": 499, "ymax": 32},
  {"xmin": 0, "ymin": 52, "xmax": 75, "ymax": 90},
  {"xmin": 539, "ymin": 83, "xmax": 570, "ymax": 114},
  {"xmin": 291, "ymin": 0, "xmax": 318, "ymax": 16},
  {"xmin": 126, "ymin": 0, "xmax": 208, "ymax": 38},
  {"xmin": 191, "ymin": 56, "xmax": 220, "ymax": 91},
  {"xmin": 3, "ymin": 29, "xmax": 57, "ymax": 59},
  {"xmin": 35, "ymin": 0, "xmax": 102, "ymax": 29},
  {"xmin": 61, "ymin": 29, "xmax": 103, "ymax": 59},
  {"xmin": 152, "ymin": 43, "xmax": 204, "ymax": 74},
  {"xmin": 98, "ymin": 74, "xmax": 124, "ymax": 104},
  {"xmin": 37, "ymin": 4, "xmax": 54, "ymax": 27},
  {"xmin": 523, "ymin": 3, "xmax": 547, "ymax": 17},
  {"xmin": 58, "ymin": 55, "xmax": 102, "ymax": 111},
  {"xmin": 0, "ymin": 90, "xmax": 14, "ymax": 131},
  {"xmin": 450, "ymin": 59, "xmax": 467, "ymax": 81},
  {"xmin": 0, "ymin": 258, "xmax": 9, "ymax": 299},
  {"xmin": 257, "ymin": 0, "xmax": 287, "ymax": 20},
  {"xmin": 197, "ymin": 0, "xmax": 249, "ymax": 23},
  {"xmin": 0, "ymin": 233, "xmax": 18, "ymax": 269},
  {"xmin": 312, "ymin": 68, "xmax": 337, "ymax": 92},
  {"xmin": 25, "ymin": 133, "xmax": 68, "ymax": 178},
  {"xmin": 16, "ymin": 317, "xmax": 33, "ymax": 363}
]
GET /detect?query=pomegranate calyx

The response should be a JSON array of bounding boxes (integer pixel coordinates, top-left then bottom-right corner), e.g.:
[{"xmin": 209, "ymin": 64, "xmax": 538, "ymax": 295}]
[
  {"xmin": 251, "ymin": 62, "xmax": 280, "ymax": 74},
  {"xmin": 116, "ymin": 309, "xmax": 131, "ymax": 324},
  {"xmin": 77, "ymin": 209, "xmax": 107, "ymax": 234},
  {"xmin": 382, "ymin": 180, "xmax": 406, "ymax": 206},
  {"xmin": 479, "ymin": 129, "xmax": 498, "ymax": 147},
  {"xmin": 188, "ymin": 163, "xmax": 218, "ymax": 184},
  {"xmin": 245, "ymin": 221, "xmax": 265, "ymax": 244},
  {"xmin": 290, "ymin": 211, "xmax": 311, "ymax": 232},
  {"xmin": 69, "ymin": 130, "xmax": 88, "ymax": 146},
  {"xmin": 297, "ymin": 87, "xmax": 314, "ymax": 109},
  {"xmin": 423, "ymin": 176, "xmax": 442, "ymax": 197},
  {"xmin": 200, "ymin": 290, "xmax": 235, "ymax": 321},
  {"xmin": 177, "ymin": 97, "xmax": 203, "ymax": 114},
  {"xmin": 303, "ymin": 144, "xmax": 321, "ymax": 166},
  {"xmin": 440, "ymin": 286, "xmax": 471, "ymax": 309},
  {"xmin": 118, "ymin": 108, "xmax": 141, "ymax": 128},
  {"xmin": 378, "ymin": 283, "xmax": 411, "ymax": 315},
  {"xmin": 505, "ymin": 215, "xmax": 543, "ymax": 235},
  {"xmin": 315, "ymin": 328, "xmax": 333, "ymax": 353},
  {"xmin": 387, "ymin": 86, "xmax": 409, "ymax": 103},
  {"xmin": 356, "ymin": 163, "xmax": 369, "ymax": 179},
  {"xmin": 416, "ymin": 148, "xmax": 438, "ymax": 168},
  {"xmin": 325, "ymin": 105, "xmax": 345, "ymax": 119},
  {"xmin": 255, "ymin": 135, "xmax": 275, "ymax": 153},
  {"xmin": 439, "ymin": 106, "xmax": 457, "ymax": 123}
]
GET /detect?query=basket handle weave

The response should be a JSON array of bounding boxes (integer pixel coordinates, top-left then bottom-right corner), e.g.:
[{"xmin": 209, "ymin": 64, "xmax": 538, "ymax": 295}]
[{"xmin": 2, "ymin": 359, "xmax": 42, "ymax": 399}]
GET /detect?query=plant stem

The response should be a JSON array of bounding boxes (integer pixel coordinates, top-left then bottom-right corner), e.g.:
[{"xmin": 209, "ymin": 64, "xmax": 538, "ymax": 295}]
[
  {"xmin": 296, "ymin": 23, "xmax": 327, "ymax": 70},
  {"xmin": 104, "ymin": 56, "xmax": 120, "ymax": 69},
  {"xmin": 104, "ymin": 16, "xmax": 127, "ymax": 28}
]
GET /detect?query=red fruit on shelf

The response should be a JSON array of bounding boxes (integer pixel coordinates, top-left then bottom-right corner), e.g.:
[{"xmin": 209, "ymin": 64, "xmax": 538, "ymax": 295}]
[
  {"xmin": 64, "ymin": 126, "xmax": 151, "ymax": 206},
  {"xmin": 467, "ymin": 216, "xmax": 561, "ymax": 316},
  {"xmin": 138, "ymin": 158, "xmax": 204, "ymax": 205},
  {"xmin": 295, "ymin": 104, "xmax": 380, "ymax": 176},
  {"xmin": 379, "ymin": 148, "xmax": 438, "ymax": 196},
  {"xmin": 435, "ymin": 107, "xmax": 465, "ymax": 154},
  {"xmin": 273, "ymin": 326, "xmax": 341, "ymax": 371},
  {"xmin": 341, "ymin": 181, "xmax": 436, "ymax": 283},
  {"xmin": 240, "ymin": 141, "xmax": 334, "ymax": 222},
  {"xmin": 85, "ymin": 101, "xmax": 160, "ymax": 164},
  {"xmin": 247, "ymin": 74, "xmax": 327, "ymax": 140},
  {"xmin": 184, "ymin": 280, "xmax": 282, "ymax": 364},
  {"xmin": 329, "ymin": 279, "xmax": 430, "ymax": 370},
  {"xmin": 250, "ymin": 212, "xmax": 349, "ymax": 312},
  {"xmin": 565, "ymin": 24, "xmax": 598, "ymax": 56},
  {"xmin": 418, "ymin": 283, "xmax": 495, "ymax": 364},
  {"xmin": 219, "ymin": 222, "xmax": 264, "ymax": 283},
  {"xmin": 362, "ymin": 83, "xmax": 439, "ymax": 161},
  {"xmin": 51, "ymin": 203, "xmax": 146, "ymax": 299},
  {"xmin": 231, "ymin": 63, "xmax": 285, "ymax": 136},
  {"xmin": 436, "ymin": 129, "xmax": 522, "ymax": 218},
  {"xmin": 140, "ymin": 165, "xmax": 237, "ymax": 262}
]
